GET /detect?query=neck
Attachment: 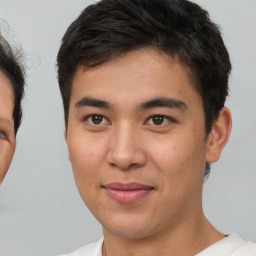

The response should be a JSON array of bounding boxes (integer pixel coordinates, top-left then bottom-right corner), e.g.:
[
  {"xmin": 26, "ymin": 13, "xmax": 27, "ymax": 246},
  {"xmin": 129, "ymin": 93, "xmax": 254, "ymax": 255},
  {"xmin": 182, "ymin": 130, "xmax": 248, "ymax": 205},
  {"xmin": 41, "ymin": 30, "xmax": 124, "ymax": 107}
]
[{"xmin": 102, "ymin": 213, "xmax": 224, "ymax": 256}]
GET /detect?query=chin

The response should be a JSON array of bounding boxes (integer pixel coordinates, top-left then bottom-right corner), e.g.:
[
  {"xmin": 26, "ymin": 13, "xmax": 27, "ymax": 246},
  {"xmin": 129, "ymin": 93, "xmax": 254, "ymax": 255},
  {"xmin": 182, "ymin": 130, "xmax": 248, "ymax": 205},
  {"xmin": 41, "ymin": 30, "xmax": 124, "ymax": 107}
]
[{"xmin": 101, "ymin": 215, "xmax": 156, "ymax": 239}]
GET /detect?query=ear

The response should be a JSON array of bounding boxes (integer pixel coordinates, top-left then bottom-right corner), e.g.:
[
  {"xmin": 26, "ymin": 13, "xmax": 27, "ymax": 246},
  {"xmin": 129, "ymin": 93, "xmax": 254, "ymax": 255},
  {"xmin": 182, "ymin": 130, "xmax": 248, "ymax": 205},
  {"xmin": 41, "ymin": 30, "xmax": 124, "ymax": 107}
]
[
  {"xmin": 0, "ymin": 140, "xmax": 15, "ymax": 183},
  {"xmin": 205, "ymin": 107, "xmax": 232, "ymax": 163}
]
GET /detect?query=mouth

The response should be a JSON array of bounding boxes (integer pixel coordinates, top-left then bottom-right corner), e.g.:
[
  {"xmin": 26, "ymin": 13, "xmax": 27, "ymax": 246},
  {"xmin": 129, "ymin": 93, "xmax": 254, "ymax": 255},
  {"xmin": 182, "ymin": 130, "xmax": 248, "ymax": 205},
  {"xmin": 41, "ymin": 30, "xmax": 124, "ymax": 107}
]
[{"xmin": 102, "ymin": 183, "xmax": 154, "ymax": 203}]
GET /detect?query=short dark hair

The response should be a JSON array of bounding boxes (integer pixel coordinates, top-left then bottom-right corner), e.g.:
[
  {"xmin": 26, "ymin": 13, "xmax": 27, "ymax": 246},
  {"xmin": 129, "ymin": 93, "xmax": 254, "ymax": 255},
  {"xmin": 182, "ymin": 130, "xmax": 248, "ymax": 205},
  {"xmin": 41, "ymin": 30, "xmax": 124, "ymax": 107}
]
[
  {"xmin": 57, "ymin": 0, "xmax": 231, "ymax": 176},
  {"xmin": 0, "ymin": 29, "xmax": 25, "ymax": 134}
]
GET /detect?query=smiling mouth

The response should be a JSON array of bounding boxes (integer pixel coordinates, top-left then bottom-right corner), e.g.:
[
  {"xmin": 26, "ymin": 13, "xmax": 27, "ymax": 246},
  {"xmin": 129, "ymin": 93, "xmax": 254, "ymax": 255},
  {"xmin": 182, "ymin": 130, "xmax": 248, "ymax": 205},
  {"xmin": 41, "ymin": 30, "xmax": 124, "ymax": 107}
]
[{"xmin": 102, "ymin": 183, "xmax": 154, "ymax": 203}]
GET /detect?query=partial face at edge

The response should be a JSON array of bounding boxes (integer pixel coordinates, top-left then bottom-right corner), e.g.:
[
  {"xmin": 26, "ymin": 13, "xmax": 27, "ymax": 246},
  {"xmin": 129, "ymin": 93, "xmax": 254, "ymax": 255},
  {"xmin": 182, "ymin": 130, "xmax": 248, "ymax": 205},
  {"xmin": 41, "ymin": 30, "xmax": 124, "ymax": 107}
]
[
  {"xmin": 0, "ymin": 72, "xmax": 15, "ymax": 183},
  {"xmin": 65, "ymin": 49, "xmax": 230, "ymax": 239}
]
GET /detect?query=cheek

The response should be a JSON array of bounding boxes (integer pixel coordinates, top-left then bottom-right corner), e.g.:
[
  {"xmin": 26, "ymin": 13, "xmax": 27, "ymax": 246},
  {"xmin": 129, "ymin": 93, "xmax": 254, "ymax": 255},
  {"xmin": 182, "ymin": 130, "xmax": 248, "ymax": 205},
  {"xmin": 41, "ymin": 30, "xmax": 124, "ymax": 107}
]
[
  {"xmin": 148, "ymin": 133, "xmax": 206, "ymax": 180},
  {"xmin": 148, "ymin": 136, "xmax": 206, "ymax": 213},
  {"xmin": 67, "ymin": 134, "xmax": 107, "ymax": 182},
  {"xmin": 67, "ymin": 135, "xmax": 105, "ymax": 207}
]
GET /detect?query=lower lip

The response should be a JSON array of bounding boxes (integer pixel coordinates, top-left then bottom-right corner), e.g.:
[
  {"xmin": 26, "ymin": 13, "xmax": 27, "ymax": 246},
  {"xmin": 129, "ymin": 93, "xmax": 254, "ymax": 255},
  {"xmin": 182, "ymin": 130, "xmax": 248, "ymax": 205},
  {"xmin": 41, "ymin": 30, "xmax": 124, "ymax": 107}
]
[{"xmin": 104, "ymin": 188, "xmax": 153, "ymax": 203}]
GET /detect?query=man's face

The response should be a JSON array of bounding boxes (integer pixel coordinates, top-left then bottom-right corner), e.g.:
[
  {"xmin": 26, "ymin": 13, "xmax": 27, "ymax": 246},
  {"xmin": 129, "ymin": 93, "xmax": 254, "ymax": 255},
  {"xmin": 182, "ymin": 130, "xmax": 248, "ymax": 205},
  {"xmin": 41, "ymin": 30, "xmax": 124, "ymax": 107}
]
[
  {"xmin": 0, "ymin": 72, "xmax": 15, "ymax": 183},
  {"xmin": 66, "ymin": 49, "xmax": 212, "ymax": 238}
]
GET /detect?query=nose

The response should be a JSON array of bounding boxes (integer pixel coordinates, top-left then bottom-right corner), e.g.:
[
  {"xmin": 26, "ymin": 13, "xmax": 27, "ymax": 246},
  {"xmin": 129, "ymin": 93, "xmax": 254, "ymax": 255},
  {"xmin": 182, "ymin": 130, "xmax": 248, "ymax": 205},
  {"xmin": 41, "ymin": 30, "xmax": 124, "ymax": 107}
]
[{"xmin": 106, "ymin": 124, "xmax": 147, "ymax": 170}]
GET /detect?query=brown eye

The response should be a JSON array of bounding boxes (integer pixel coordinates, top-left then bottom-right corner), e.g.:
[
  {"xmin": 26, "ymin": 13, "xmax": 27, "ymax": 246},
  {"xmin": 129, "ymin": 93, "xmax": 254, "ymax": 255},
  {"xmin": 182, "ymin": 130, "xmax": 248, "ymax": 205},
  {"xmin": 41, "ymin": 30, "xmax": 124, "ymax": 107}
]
[
  {"xmin": 91, "ymin": 115, "xmax": 103, "ymax": 124},
  {"xmin": 152, "ymin": 116, "xmax": 164, "ymax": 125},
  {"xmin": 146, "ymin": 115, "xmax": 173, "ymax": 126},
  {"xmin": 86, "ymin": 114, "xmax": 108, "ymax": 125}
]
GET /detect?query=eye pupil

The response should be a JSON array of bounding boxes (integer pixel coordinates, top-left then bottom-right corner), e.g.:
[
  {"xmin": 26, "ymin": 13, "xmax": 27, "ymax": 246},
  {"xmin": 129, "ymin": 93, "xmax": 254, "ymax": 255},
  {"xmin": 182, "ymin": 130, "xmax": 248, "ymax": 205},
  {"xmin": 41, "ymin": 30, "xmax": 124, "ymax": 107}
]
[
  {"xmin": 152, "ymin": 116, "xmax": 164, "ymax": 125},
  {"xmin": 92, "ymin": 115, "xmax": 103, "ymax": 124}
]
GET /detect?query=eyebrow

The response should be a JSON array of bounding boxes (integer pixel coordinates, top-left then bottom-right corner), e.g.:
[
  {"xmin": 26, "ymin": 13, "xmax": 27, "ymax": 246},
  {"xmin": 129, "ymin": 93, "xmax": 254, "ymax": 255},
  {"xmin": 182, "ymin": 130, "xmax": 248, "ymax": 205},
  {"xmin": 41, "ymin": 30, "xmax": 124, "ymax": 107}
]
[
  {"xmin": 75, "ymin": 96, "xmax": 187, "ymax": 112},
  {"xmin": 75, "ymin": 97, "xmax": 110, "ymax": 109},
  {"xmin": 138, "ymin": 97, "xmax": 187, "ymax": 111}
]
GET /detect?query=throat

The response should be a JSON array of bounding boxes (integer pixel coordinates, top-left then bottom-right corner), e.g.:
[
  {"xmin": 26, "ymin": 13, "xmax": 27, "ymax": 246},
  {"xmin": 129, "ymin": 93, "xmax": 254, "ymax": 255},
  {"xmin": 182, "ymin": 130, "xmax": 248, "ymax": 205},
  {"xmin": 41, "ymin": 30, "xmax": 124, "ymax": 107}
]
[{"xmin": 101, "ymin": 217, "xmax": 225, "ymax": 256}]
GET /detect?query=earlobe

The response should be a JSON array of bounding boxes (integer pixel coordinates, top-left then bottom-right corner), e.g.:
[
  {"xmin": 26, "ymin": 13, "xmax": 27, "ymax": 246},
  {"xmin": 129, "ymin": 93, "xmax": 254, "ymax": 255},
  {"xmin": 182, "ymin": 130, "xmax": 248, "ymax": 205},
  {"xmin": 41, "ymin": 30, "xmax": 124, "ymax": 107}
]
[{"xmin": 205, "ymin": 107, "xmax": 232, "ymax": 163}]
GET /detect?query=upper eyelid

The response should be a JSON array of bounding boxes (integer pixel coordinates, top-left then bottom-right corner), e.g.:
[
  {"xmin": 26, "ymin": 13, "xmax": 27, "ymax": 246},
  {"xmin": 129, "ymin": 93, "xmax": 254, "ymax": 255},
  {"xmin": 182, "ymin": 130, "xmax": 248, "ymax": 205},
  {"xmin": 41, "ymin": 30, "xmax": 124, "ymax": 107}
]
[
  {"xmin": 81, "ymin": 113, "xmax": 175, "ymax": 124},
  {"xmin": 82, "ymin": 113, "xmax": 103, "ymax": 120},
  {"xmin": 83, "ymin": 114, "xmax": 110, "ymax": 125},
  {"xmin": 145, "ymin": 114, "xmax": 175, "ymax": 122}
]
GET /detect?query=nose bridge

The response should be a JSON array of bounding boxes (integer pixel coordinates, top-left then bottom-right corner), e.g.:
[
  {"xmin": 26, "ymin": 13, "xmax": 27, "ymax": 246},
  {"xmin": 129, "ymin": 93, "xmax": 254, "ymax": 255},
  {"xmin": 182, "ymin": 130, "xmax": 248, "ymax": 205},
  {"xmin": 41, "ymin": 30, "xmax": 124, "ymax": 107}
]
[{"xmin": 107, "ymin": 121, "xmax": 146, "ymax": 169}]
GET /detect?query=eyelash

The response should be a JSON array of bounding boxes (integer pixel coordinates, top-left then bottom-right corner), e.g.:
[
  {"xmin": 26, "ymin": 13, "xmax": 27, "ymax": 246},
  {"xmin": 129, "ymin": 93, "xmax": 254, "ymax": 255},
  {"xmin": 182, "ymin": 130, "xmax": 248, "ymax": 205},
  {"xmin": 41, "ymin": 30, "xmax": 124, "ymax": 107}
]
[
  {"xmin": 83, "ymin": 114, "xmax": 109, "ymax": 126},
  {"xmin": 145, "ymin": 115, "xmax": 175, "ymax": 126},
  {"xmin": 82, "ymin": 114, "xmax": 175, "ymax": 127}
]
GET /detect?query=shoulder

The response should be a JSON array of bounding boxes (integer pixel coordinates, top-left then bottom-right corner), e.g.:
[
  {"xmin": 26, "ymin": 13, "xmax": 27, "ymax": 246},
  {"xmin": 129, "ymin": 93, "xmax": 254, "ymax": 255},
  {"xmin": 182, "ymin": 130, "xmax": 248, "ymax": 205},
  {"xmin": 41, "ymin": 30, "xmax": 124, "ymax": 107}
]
[
  {"xmin": 231, "ymin": 234, "xmax": 256, "ymax": 256},
  {"xmin": 197, "ymin": 234, "xmax": 256, "ymax": 256},
  {"xmin": 58, "ymin": 237, "xmax": 103, "ymax": 256}
]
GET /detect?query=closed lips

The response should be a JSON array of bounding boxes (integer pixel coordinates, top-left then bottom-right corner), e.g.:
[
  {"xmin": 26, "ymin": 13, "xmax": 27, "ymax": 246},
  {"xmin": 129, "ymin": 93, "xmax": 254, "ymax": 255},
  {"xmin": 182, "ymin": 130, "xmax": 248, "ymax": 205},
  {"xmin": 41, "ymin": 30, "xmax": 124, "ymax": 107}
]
[
  {"xmin": 102, "ymin": 183, "xmax": 154, "ymax": 203},
  {"xmin": 102, "ymin": 182, "xmax": 154, "ymax": 191}
]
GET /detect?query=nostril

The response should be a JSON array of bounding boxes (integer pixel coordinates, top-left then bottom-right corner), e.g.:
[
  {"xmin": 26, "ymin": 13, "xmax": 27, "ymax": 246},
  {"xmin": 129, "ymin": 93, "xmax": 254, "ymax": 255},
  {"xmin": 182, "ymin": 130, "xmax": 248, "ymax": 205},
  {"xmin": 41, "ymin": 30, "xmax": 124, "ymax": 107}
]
[{"xmin": 106, "ymin": 148, "xmax": 147, "ymax": 170}]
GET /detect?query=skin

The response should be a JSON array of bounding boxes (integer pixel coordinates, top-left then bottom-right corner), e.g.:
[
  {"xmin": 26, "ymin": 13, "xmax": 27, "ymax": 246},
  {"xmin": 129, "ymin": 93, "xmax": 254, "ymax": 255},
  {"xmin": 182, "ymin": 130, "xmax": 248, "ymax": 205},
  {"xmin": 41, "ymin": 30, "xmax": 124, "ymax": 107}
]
[
  {"xmin": 0, "ymin": 71, "xmax": 16, "ymax": 183},
  {"xmin": 66, "ymin": 49, "xmax": 232, "ymax": 256}
]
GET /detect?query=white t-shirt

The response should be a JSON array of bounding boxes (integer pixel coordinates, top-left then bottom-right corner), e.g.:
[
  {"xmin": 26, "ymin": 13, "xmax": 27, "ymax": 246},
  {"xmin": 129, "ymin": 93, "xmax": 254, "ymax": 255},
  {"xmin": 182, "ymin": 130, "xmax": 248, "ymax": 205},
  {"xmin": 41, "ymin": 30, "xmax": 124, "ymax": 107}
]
[{"xmin": 59, "ymin": 234, "xmax": 256, "ymax": 256}]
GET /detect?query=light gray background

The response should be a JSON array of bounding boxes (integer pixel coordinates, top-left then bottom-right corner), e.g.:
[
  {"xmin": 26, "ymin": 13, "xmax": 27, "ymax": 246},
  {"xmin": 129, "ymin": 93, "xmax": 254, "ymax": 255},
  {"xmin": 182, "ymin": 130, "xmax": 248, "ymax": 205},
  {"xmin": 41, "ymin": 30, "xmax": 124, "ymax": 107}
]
[{"xmin": 0, "ymin": 0, "xmax": 255, "ymax": 255}]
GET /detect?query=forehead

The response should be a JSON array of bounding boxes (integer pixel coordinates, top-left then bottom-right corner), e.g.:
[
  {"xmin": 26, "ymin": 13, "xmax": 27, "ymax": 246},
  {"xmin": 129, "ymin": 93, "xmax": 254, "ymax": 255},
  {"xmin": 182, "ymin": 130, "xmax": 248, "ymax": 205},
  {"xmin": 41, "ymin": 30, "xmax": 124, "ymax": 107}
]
[
  {"xmin": 0, "ymin": 71, "xmax": 14, "ymax": 119},
  {"xmin": 70, "ymin": 49, "xmax": 201, "ymax": 108}
]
